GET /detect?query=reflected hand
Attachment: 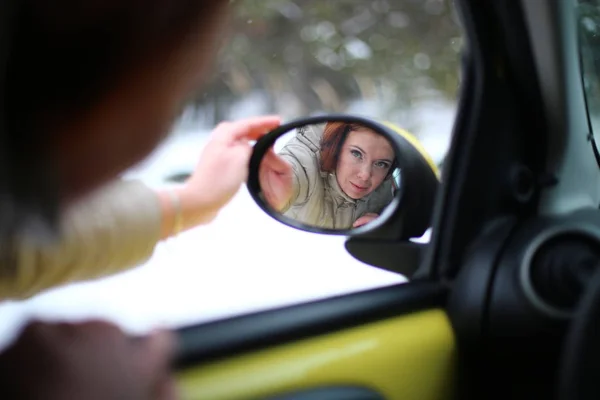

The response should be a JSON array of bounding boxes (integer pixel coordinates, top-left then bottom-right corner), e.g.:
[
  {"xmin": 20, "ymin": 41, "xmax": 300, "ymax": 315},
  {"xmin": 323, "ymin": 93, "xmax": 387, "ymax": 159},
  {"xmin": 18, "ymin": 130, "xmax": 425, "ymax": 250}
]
[
  {"xmin": 259, "ymin": 147, "xmax": 294, "ymax": 211},
  {"xmin": 176, "ymin": 115, "xmax": 282, "ymax": 227},
  {"xmin": 0, "ymin": 320, "xmax": 176, "ymax": 400},
  {"xmin": 353, "ymin": 213, "xmax": 379, "ymax": 228}
]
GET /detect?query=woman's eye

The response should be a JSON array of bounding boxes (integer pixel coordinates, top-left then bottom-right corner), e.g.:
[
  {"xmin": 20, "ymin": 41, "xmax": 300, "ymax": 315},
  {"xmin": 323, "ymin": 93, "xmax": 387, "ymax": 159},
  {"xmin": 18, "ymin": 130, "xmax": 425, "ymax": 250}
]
[
  {"xmin": 351, "ymin": 149, "xmax": 362, "ymax": 159},
  {"xmin": 375, "ymin": 161, "xmax": 390, "ymax": 169}
]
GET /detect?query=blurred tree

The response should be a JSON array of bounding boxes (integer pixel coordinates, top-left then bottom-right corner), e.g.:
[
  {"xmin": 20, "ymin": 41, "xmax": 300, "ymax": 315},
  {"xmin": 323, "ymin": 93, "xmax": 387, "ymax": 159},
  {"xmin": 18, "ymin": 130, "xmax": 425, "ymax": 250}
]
[{"xmin": 188, "ymin": 0, "xmax": 463, "ymax": 128}]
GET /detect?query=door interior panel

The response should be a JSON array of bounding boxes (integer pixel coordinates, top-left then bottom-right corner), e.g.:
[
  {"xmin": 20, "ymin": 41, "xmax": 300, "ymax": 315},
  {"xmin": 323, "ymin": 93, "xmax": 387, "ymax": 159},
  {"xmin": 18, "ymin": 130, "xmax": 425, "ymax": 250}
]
[
  {"xmin": 176, "ymin": 282, "xmax": 446, "ymax": 366},
  {"xmin": 176, "ymin": 308, "xmax": 455, "ymax": 400}
]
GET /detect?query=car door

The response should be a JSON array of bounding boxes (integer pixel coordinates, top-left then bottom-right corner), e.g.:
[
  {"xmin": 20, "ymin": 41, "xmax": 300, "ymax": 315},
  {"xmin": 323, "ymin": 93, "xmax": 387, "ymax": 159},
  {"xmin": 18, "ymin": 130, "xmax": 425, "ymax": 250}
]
[
  {"xmin": 169, "ymin": 0, "xmax": 551, "ymax": 398},
  {"xmin": 175, "ymin": 282, "xmax": 453, "ymax": 400}
]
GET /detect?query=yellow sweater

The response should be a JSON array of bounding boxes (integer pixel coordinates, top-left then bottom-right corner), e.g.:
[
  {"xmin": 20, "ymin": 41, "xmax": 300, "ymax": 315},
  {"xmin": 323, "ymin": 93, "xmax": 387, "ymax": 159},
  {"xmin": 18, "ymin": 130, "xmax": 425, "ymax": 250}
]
[{"xmin": 0, "ymin": 180, "xmax": 161, "ymax": 300}]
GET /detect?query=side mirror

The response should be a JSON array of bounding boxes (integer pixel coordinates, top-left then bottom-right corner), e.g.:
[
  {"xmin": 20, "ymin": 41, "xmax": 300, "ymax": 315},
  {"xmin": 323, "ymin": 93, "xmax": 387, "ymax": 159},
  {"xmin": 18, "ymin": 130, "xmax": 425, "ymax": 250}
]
[{"xmin": 247, "ymin": 114, "xmax": 440, "ymax": 275}]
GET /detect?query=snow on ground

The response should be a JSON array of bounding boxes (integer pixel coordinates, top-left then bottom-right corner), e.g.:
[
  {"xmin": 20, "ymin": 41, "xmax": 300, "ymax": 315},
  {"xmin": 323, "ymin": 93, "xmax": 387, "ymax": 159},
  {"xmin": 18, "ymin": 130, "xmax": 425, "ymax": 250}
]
[{"xmin": 0, "ymin": 131, "xmax": 408, "ymax": 350}]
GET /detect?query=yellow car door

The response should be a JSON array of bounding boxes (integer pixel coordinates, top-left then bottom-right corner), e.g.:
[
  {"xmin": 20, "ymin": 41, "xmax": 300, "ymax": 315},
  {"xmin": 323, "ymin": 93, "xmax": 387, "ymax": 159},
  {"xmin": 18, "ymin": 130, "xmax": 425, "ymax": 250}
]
[{"xmin": 175, "ymin": 282, "xmax": 454, "ymax": 400}]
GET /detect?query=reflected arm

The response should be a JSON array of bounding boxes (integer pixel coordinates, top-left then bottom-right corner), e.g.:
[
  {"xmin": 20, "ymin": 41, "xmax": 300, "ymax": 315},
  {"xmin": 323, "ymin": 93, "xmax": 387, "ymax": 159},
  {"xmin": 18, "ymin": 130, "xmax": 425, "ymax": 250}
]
[
  {"xmin": 275, "ymin": 155, "xmax": 301, "ymax": 213},
  {"xmin": 276, "ymin": 143, "xmax": 317, "ymax": 213}
]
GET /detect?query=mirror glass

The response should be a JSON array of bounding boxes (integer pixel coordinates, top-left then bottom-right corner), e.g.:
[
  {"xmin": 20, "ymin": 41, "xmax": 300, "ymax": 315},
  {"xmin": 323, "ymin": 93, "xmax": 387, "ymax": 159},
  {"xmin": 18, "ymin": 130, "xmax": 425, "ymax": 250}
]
[{"xmin": 258, "ymin": 121, "xmax": 401, "ymax": 231}]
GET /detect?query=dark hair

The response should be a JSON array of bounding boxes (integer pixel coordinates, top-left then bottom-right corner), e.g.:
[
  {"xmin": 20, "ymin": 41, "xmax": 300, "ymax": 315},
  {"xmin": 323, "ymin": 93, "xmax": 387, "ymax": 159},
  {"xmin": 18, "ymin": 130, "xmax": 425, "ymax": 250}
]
[
  {"xmin": 7, "ymin": 0, "xmax": 227, "ymax": 124},
  {"xmin": 0, "ymin": 0, "xmax": 228, "ymax": 242},
  {"xmin": 319, "ymin": 122, "xmax": 398, "ymax": 178}
]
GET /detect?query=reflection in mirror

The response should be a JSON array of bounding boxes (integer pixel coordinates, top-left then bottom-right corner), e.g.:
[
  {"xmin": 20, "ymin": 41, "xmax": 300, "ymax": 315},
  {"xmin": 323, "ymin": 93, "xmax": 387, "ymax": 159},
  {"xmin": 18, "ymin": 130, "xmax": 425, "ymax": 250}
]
[{"xmin": 259, "ymin": 121, "xmax": 400, "ymax": 231}]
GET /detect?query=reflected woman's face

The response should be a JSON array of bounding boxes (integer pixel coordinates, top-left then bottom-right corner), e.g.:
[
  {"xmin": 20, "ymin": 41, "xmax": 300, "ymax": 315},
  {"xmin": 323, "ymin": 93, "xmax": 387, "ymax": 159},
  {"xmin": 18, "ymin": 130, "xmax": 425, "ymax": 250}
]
[{"xmin": 336, "ymin": 127, "xmax": 394, "ymax": 199}]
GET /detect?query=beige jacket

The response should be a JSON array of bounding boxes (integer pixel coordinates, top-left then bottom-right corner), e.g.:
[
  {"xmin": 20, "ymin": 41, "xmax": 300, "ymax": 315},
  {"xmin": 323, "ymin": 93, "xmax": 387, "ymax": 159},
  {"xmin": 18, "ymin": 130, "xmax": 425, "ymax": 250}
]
[
  {"xmin": 0, "ymin": 180, "xmax": 161, "ymax": 300},
  {"xmin": 279, "ymin": 124, "xmax": 394, "ymax": 229}
]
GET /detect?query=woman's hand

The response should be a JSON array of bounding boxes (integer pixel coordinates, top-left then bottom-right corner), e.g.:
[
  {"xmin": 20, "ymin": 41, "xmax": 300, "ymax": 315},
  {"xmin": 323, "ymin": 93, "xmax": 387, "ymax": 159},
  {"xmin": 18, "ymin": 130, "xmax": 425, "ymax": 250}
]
[
  {"xmin": 259, "ymin": 147, "xmax": 294, "ymax": 212},
  {"xmin": 353, "ymin": 213, "xmax": 379, "ymax": 228},
  {"xmin": 158, "ymin": 115, "xmax": 281, "ymax": 237}
]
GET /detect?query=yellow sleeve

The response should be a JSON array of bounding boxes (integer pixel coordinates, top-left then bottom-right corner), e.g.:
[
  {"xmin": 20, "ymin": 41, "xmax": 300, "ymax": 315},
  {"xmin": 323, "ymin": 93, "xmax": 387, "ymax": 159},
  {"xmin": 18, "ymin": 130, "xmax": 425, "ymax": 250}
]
[{"xmin": 0, "ymin": 179, "xmax": 162, "ymax": 300}]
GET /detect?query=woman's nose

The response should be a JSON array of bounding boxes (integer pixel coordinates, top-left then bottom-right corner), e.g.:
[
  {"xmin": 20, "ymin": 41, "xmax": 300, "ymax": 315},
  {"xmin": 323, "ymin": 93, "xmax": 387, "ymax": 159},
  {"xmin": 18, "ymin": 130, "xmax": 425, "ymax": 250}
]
[{"xmin": 357, "ymin": 165, "xmax": 372, "ymax": 181}]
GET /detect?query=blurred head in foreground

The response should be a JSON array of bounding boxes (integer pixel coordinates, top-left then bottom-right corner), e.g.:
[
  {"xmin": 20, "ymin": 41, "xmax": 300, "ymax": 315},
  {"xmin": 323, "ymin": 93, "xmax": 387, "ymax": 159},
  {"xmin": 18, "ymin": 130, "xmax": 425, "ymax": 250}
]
[{"xmin": 0, "ymin": 0, "xmax": 230, "ymax": 239}]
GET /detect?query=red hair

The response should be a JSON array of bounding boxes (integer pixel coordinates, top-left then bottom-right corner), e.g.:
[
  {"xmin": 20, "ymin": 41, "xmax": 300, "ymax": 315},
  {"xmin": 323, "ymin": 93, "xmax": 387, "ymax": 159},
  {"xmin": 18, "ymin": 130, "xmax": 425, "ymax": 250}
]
[{"xmin": 319, "ymin": 122, "xmax": 397, "ymax": 177}]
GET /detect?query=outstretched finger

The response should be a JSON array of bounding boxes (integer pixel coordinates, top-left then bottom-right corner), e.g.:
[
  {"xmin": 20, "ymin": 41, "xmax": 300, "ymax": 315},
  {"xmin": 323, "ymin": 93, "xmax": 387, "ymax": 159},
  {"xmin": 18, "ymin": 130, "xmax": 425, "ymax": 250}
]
[
  {"xmin": 217, "ymin": 115, "xmax": 281, "ymax": 141},
  {"xmin": 262, "ymin": 148, "xmax": 291, "ymax": 174},
  {"xmin": 353, "ymin": 215, "xmax": 375, "ymax": 228},
  {"xmin": 352, "ymin": 218, "xmax": 366, "ymax": 228}
]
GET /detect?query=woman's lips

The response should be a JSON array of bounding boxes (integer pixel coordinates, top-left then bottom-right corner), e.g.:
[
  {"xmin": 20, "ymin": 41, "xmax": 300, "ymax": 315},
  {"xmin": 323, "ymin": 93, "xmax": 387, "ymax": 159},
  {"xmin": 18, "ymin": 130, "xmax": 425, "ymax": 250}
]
[{"xmin": 351, "ymin": 182, "xmax": 368, "ymax": 191}]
